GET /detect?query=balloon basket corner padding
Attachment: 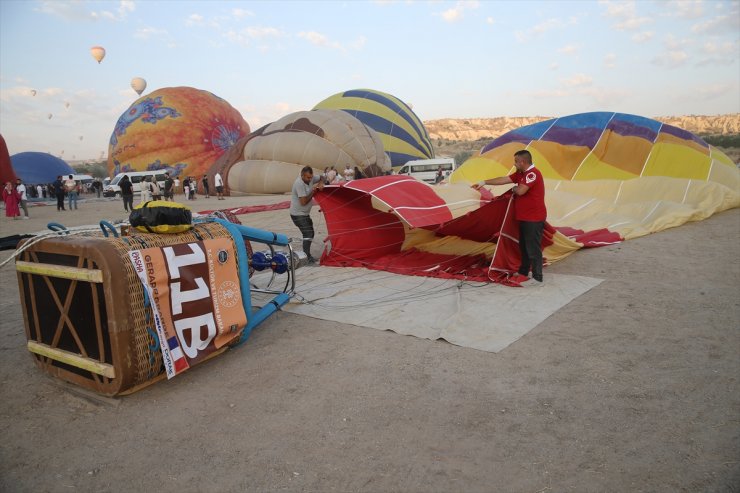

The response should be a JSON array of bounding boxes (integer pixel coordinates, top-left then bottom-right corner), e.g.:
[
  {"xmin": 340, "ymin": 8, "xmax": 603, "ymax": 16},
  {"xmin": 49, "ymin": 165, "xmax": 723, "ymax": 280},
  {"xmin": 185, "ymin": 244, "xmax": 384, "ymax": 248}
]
[{"xmin": 15, "ymin": 218, "xmax": 294, "ymax": 396}]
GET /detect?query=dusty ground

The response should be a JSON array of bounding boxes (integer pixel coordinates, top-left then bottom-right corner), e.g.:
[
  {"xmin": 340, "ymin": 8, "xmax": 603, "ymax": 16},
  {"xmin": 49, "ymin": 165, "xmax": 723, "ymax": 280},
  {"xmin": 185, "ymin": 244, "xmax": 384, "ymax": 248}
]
[{"xmin": 0, "ymin": 193, "xmax": 738, "ymax": 492}]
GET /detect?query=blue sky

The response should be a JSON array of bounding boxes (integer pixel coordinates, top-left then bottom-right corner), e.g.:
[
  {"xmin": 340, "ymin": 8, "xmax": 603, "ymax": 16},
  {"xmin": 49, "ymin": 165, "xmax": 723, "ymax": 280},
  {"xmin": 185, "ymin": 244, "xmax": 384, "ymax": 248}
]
[{"xmin": 1, "ymin": 0, "xmax": 738, "ymax": 160}]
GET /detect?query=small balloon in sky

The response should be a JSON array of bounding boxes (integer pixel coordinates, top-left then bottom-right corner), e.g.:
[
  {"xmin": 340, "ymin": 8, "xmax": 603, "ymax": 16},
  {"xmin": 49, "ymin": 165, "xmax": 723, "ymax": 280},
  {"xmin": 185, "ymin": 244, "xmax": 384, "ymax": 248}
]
[
  {"xmin": 64, "ymin": 101, "xmax": 70, "ymax": 109},
  {"xmin": 131, "ymin": 77, "xmax": 147, "ymax": 96},
  {"xmin": 79, "ymin": 136, "xmax": 83, "ymax": 141},
  {"xmin": 47, "ymin": 113, "xmax": 53, "ymax": 120},
  {"xmin": 90, "ymin": 46, "xmax": 106, "ymax": 64},
  {"xmin": 30, "ymin": 89, "xmax": 37, "ymax": 97}
]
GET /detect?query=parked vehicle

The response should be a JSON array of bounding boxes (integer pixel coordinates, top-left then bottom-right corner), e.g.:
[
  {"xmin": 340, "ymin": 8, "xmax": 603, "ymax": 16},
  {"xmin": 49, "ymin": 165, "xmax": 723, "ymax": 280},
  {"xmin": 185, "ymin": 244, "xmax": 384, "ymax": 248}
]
[
  {"xmin": 103, "ymin": 170, "xmax": 168, "ymax": 197},
  {"xmin": 395, "ymin": 158, "xmax": 457, "ymax": 183}
]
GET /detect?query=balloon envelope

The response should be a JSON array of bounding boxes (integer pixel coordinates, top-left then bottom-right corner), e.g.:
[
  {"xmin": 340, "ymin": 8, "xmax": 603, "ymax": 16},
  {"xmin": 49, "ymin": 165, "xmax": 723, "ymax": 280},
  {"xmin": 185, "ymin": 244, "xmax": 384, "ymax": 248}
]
[
  {"xmin": 131, "ymin": 77, "xmax": 147, "ymax": 96},
  {"xmin": 226, "ymin": 109, "xmax": 390, "ymax": 195},
  {"xmin": 108, "ymin": 86, "xmax": 249, "ymax": 179},
  {"xmin": 10, "ymin": 152, "xmax": 74, "ymax": 184},
  {"xmin": 90, "ymin": 46, "xmax": 106, "ymax": 63},
  {"xmin": 30, "ymin": 90, "xmax": 36, "ymax": 97},
  {"xmin": 313, "ymin": 89, "xmax": 434, "ymax": 167},
  {"xmin": 450, "ymin": 111, "xmax": 740, "ymax": 240}
]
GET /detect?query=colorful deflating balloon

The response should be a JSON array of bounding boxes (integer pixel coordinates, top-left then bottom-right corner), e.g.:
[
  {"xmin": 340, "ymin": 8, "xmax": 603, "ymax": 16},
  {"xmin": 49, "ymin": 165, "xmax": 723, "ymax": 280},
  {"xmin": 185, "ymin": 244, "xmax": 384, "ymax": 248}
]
[
  {"xmin": 90, "ymin": 46, "xmax": 106, "ymax": 63},
  {"xmin": 450, "ymin": 111, "xmax": 740, "ymax": 241},
  {"xmin": 108, "ymin": 86, "xmax": 249, "ymax": 179},
  {"xmin": 131, "ymin": 77, "xmax": 147, "ymax": 96},
  {"xmin": 313, "ymin": 89, "xmax": 434, "ymax": 167}
]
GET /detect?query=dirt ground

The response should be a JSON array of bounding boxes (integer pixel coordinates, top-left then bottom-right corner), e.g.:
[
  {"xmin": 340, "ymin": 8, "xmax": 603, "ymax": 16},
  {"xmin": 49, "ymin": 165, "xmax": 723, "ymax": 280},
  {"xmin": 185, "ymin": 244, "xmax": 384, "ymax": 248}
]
[{"xmin": 0, "ymin": 193, "xmax": 738, "ymax": 492}]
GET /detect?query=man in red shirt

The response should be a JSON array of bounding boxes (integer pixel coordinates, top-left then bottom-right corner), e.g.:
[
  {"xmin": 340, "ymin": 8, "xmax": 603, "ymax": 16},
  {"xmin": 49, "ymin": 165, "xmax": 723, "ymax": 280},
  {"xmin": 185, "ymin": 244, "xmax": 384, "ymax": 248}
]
[{"xmin": 472, "ymin": 150, "xmax": 547, "ymax": 286}]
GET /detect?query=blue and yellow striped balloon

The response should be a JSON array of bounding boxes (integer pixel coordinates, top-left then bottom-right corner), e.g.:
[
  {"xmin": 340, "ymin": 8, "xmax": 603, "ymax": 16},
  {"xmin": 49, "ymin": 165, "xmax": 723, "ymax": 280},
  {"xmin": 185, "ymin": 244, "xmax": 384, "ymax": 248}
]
[{"xmin": 313, "ymin": 89, "xmax": 434, "ymax": 167}]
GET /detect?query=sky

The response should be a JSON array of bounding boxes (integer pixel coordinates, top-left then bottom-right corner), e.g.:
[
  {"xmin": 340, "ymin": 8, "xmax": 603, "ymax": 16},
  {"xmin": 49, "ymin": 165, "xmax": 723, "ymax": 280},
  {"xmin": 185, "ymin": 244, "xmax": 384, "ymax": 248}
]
[{"xmin": 0, "ymin": 0, "xmax": 738, "ymax": 161}]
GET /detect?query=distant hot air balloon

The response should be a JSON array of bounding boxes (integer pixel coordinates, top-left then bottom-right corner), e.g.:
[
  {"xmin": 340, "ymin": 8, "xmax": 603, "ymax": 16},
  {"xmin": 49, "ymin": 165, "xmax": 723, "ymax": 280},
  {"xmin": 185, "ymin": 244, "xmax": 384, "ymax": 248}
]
[
  {"xmin": 90, "ymin": 46, "xmax": 106, "ymax": 64},
  {"xmin": 131, "ymin": 77, "xmax": 147, "ymax": 96},
  {"xmin": 79, "ymin": 136, "xmax": 84, "ymax": 141},
  {"xmin": 64, "ymin": 101, "xmax": 71, "ymax": 109},
  {"xmin": 30, "ymin": 89, "xmax": 37, "ymax": 97},
  {"xmin": 47, "ymin": 113, "xmax": 53, "ymax": 120}
]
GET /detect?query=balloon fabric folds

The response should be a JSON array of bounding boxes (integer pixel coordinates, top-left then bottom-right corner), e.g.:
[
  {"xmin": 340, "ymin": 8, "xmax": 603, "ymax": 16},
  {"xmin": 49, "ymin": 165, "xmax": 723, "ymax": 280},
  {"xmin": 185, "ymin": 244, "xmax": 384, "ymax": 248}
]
[
  {"xmin": 313, "ymin": 89, "xmax": 434, "ymax": 167},
  {"xmin": 314, "ymin": 175, "xmax": 596, "ymax": 285},
  {"xmin": 225, "ymin": 109, "xmax": 391, "ymax": 195},
  {"xmin": 107, "ymin": 86, "xmax": 249, "ymax": 179},
  {"xmin": 450, "ymin": 111, "xmax": 740, "ymax": 241}
]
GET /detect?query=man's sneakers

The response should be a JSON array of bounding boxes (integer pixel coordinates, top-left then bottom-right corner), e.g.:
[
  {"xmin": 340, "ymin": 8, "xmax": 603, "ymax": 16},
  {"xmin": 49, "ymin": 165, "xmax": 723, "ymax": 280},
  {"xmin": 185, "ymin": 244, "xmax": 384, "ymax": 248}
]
[{"xmin": 520, "ymin": 277, "xmax": 544, "ymax": 287}]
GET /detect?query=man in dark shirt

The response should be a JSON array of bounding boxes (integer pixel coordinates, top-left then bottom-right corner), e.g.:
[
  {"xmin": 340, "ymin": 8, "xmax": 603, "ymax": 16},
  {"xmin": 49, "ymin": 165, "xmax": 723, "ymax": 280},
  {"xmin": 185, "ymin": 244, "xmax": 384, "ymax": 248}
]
[
  {"xmin": 119, "ymin": 175, "xmax": 134, "ymax": 212},
  {"xmin": 163, "ymin": 172, "xmax": 174, "ymax": 201},
  {"xmin": 52, "ymin": 175, "xmax": 65, "ymax": 211}
]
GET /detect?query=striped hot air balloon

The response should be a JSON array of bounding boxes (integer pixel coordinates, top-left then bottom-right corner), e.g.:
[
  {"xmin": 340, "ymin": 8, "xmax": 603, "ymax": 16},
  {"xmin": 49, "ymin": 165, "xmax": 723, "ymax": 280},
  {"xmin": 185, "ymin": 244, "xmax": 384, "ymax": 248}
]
[{"xmin": 313, "ymin": 89, "xmax": 434, "ymax": 168}]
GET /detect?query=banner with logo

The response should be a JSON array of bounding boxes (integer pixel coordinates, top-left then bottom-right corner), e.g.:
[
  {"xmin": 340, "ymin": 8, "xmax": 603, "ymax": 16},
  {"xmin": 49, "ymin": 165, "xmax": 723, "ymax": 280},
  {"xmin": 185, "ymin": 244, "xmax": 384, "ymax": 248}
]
[{"xmin": 128, "ymin": 238, "xmax": 248, "ymax": 379}]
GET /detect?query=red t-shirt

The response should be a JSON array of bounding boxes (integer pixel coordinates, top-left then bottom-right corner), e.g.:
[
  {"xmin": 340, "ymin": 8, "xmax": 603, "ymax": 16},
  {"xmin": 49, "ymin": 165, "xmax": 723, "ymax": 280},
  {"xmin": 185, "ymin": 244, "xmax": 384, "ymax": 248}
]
[{"xmin": 509, "ymin": 165, "xmax": 547, "ymax": 221}]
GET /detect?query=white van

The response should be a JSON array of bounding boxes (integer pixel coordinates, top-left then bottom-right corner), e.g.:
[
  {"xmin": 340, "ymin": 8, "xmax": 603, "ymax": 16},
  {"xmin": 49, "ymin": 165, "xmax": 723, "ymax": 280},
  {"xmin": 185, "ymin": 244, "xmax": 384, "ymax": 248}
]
[
  {"xmin": 103, "ymin": 170, "xmax": 168, "ymax": 197},
  {"xmin": 396, "ymin": 158, "xmax": 457, "ymax": 184}
]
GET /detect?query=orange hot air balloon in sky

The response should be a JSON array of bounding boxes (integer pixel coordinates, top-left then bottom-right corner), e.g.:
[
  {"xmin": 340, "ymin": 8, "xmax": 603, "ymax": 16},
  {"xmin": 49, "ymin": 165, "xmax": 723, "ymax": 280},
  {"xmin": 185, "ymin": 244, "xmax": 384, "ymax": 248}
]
[{"xmin": 90, "ymin": 46, "xmax": 106, "ymax": 64}]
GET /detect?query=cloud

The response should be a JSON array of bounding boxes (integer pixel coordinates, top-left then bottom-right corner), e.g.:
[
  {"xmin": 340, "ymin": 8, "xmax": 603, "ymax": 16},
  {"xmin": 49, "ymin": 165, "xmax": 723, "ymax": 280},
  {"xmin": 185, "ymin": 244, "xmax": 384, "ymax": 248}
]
[
  {"xmin": 297, "ymin": 31, "xmax": 364, "ymax": 52},
  {"xmin": 662, "ymin": 0, "xmax": 704, "ymax": 19},
  {"xmin": 185, "ymin": 13, "xmax": 204, "ymax": 26},
  {"xmin": 631, "ymin": 31, "xmax": 654, "ymax": 43},
  {"xmin": 691, "ymin": 4, "xmax": 740, "ymax": 33},
  {"xmin": 35, "ymin": 0, "xmax": 135, "ymax": 22},
  {"xmin": 695, "ymin": 40, "xmax": 738, "ymax": 66},
  {"xmin": 134, "ymin": 26, "xmax": 168, "ymax": 40},
  {"xmin": 515, "ymin": 16, "xmax": 577, "ymax": 42},
  {"xmin": 561, "ymin": 73, "xmax": 593, "ymax": 87},
  {"xmin": 232, "ymin": 8, "xmax": 254, "ymax": 19},
  {"xmin": 224, "ymin": 26, "xmax": 283, "ymax": 47},
  {"xmin": 604, "ymin": 53, "xmax": 617, "ymax": 68},
  {"xmin": 651, "ymin": 50, "xmax": 688, "ymax": 67},
  {"xmin": 436, "ymin": 1, "xmax": 480, "ymax": 23},
  {"xmin": 549, "ymin": 62, "xmax": 559, "ymax": 71},
  {"xmin": 599, "ymin": 0, "xmax": 653, "ymax": 31},
  {"xmin": 486, "ymin": 17, "xmax": 495, "ymax": 25},
  {"xmin": 558, "ymin": 44, "xmax": 579, "ymax": 55}
]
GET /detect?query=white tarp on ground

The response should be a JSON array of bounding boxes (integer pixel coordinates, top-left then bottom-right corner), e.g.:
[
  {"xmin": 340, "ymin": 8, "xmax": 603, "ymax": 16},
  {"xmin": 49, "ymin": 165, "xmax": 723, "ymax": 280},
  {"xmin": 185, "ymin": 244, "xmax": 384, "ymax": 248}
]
[{"xmin": 253, "ymin": 267, "xmax": 602, "ymax": 353}]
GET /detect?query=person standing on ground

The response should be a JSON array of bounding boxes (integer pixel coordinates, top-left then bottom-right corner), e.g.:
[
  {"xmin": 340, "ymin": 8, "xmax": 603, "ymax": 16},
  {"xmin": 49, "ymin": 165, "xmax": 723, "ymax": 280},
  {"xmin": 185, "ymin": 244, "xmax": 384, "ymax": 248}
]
[
  {"xmin": 94, "ymin": 178, "xmax": 102, "ymax": 198},
  {"xmin": 119, "ymin": 175, "xmax": 134, "ymax": 212},
  {"xmin": 150, "ymin": 176, "xmax": 162, "ymax": 201},
  {"xmin": 290, "ymin": 166, "xmax": 324, "ymax": 264},
  {"xmin": 189, "ymin": 177, "xmax": 197, "ymax": 200},
  {"xmin": 343, "ymin": 165, "xmax": 354, "ymax": 181},
  {"xmin": 214, "ymin": 172, "xmax": 224, "ymax": 200},
  {"xmin": 64, "ymin": 174, "xmax": 78, "ymax": 210},
  {"xmin": 15, "ymin": 178, "xmax": 29, "ymax": 219},
  {"xmin": 140, "ymin": 176, "xmax": 153, "ymax": 203},
  {"xmin": 36, "ymin": 184, "xmax": 43, "ymax": 200},
  {"xmin": 472, "ymin": 149, "xmax": 547, "ymax": 286},
  {"xmin": 202, "ymin": 174, "xmax": 210, "ymax": 198},
  {"xmin": 163, "ymin": 172, "xmax": 174, "ymax": 201},
  {"xmin": 53, "ymin": 176, "xmax": 65, "ymax": 211},
  {"xmin": 2, "ymin": 182, "xmax": 21, "ymax": 220},
  {"xmin": 183, "ymin": 177, "xmax": 190, "ymax": 200}
]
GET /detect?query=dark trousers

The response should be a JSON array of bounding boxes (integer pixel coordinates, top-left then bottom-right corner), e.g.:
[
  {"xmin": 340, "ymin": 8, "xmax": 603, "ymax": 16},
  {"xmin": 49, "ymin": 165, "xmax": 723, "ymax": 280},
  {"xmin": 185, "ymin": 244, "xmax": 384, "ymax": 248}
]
[
  {"xmin": 518, "ymin": 220, "xmax": 544, "ymax": 281},
  {"xmin": 290, "ymin": 214, "xmax": 315, "ymax": 259},
  {"xmin": 122, "ymin": 194, "xmax": 134, "ymax": 212},
  {"xmin": 56, "ymin": 192, "xmax": 65, "ymax": 210}
]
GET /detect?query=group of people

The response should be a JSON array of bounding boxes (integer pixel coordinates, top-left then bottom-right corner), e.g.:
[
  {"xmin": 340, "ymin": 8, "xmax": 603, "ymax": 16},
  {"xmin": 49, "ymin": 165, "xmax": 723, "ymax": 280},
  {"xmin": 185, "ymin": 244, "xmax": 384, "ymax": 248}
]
[
  {"xmin": 115, "ymin": 171, "xmax": 224, "ymax": 212},
  {"xmin": 321, "ymin": 165, "xmax": 364, "ymax": 185},
  {"xmin": 292, "ymin": 150, "xmax": 547, "ymax": 286}
]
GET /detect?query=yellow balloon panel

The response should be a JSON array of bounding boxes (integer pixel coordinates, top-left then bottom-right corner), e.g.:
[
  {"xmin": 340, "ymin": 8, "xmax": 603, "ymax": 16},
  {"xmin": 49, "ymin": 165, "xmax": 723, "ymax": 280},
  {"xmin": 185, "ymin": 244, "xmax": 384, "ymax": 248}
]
[{"xmin": 643, "ymin": 142, "xmax": 711, "ymax": 180}]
